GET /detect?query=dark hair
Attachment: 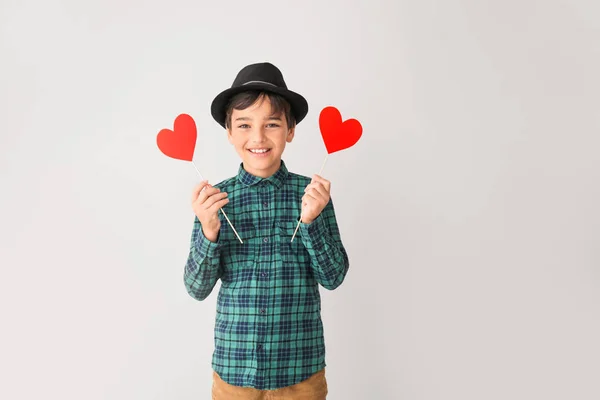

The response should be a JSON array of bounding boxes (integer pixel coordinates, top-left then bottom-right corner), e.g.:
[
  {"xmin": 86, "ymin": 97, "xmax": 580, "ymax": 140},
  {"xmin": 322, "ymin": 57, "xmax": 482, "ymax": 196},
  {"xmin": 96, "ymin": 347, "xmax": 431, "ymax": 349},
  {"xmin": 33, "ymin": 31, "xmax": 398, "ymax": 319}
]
[{"xmin": 225, "ymin": 90, "xmax": 296, "ymax": 130}]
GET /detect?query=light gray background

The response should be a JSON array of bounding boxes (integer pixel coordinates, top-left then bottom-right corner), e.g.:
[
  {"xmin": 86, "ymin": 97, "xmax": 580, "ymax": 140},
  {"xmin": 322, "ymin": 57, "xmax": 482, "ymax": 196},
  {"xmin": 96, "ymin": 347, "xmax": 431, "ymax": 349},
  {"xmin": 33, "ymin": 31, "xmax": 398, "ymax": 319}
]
[{"xmin": 1, "ymin": 0, "xmax": 599, "ymax": 399}]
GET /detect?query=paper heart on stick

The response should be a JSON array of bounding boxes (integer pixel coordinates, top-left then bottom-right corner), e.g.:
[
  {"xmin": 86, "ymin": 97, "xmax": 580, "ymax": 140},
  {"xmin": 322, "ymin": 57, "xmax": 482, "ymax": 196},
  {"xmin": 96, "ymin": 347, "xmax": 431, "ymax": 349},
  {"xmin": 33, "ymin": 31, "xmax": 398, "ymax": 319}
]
[
  {"xmin": 319, "ymin": 106, "xmax": 362, "ymax": 154},
  {"xmin": 156, "ymin": 113, "xmax": 197, "ymax": 161},
  {"xmin": 155, "ymin": 113, "xmax": 244, "ymax": 243},
  {"xmin": 290, "ymin": 106, "xmax": 363, "ymax": 243}
]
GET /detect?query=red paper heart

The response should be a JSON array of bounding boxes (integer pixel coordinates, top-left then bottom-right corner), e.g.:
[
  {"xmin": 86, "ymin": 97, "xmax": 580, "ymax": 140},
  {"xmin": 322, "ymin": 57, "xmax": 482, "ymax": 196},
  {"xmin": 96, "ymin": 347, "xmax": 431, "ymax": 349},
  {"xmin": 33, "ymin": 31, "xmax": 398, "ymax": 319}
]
[
  {"xmin": 157, "ymin": 113, "xmax": 197, "ymax": 161},
  {"xmin": 319, "ymin": 106, "xmax": 362, "ymax": 154}
]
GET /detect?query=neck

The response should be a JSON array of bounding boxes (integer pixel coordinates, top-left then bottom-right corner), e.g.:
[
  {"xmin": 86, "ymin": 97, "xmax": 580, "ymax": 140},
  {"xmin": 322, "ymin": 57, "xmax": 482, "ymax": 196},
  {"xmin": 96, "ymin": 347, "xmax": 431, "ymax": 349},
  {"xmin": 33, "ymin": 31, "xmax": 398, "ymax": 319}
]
[{"xmin": 243, "ymin": 160, "xmax": 281, "ymax": 178}]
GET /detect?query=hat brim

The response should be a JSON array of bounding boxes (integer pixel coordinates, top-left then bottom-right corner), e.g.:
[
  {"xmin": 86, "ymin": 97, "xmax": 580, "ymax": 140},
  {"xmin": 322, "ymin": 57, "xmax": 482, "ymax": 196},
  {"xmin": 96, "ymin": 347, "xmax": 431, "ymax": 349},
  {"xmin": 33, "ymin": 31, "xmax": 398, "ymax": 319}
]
[{"xmin": 210, "ymin": 83, "xmax": 309, "ymax": 129}]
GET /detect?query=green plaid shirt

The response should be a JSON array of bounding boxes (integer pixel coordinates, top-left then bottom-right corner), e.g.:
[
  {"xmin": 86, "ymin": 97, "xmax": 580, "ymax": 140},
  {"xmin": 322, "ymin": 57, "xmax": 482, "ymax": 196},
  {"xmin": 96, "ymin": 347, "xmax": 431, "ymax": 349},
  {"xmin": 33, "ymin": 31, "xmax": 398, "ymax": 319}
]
[{"xmin": 183, "ymin": 160, "xmax": 349, "ymax": 390}]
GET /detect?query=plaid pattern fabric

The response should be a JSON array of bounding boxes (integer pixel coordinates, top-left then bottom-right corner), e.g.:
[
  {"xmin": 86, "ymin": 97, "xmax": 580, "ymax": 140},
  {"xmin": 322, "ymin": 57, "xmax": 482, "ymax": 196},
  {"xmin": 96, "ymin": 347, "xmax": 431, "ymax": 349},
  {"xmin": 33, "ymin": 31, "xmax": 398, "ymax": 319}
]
[{"xmin": 183, "ymin": 160, "xmax": 349, "ymax": 390}]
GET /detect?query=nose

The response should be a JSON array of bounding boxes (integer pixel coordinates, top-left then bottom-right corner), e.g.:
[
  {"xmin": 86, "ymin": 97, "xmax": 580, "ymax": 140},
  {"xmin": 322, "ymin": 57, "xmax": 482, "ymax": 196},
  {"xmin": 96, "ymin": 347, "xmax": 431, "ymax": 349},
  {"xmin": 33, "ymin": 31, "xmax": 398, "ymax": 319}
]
[{"xmin": 249, "ymin": 126, "xmax": 267, "ymax": 143}]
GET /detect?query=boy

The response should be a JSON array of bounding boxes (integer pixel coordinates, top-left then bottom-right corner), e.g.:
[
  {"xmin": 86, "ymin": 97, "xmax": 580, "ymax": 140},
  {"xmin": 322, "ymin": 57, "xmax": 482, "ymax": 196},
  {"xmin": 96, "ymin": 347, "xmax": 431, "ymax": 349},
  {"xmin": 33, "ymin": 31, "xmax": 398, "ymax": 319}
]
[{"xmin": 183, "ymin": 62, "xmax": 349, "ymax": 399}]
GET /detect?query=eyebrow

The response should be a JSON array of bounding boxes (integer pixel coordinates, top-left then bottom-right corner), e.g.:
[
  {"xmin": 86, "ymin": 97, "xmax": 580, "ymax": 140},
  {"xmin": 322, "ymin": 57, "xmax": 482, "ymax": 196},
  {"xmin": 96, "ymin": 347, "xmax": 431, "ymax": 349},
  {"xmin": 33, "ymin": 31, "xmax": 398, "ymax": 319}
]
[{"xmin": 234, "ymin": 115, "xmax": 282, "ymax": 122}]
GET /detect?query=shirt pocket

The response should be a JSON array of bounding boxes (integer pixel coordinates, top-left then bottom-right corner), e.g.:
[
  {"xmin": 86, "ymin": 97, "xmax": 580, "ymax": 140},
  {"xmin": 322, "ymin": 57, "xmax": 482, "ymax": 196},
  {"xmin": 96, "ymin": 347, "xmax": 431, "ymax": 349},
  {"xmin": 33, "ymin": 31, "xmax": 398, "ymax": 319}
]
[
  {"xmin": 275, "ymin": 220, "xmax": 309, "ymax": 264},
  {"xmin": 218, "ymin": 222, "xmax": 259, "ymax": 287},
  {"xmin": 275, "ymin": 220, "xmax": 319, "ymax": 301}
]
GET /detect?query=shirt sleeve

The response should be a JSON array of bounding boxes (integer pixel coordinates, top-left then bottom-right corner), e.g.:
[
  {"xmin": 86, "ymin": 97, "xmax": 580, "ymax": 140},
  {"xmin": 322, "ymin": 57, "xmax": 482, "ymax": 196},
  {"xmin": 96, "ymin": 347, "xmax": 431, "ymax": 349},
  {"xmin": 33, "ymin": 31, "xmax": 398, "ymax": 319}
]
[
  {"xmin": 299, "ymin": 198, "xmax": 349, "ymax": 290},
  {"xmin": 183, "ymin": 216, "xmax": 223, "ymax": 301}
]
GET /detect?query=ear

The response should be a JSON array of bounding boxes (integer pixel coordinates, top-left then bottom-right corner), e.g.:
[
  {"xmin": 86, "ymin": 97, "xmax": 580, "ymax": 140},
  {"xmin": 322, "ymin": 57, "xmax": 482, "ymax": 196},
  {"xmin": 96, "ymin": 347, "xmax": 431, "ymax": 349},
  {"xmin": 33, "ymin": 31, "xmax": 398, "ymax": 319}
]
[{"xmin": 286, "ymin": 126, "xmax": 295, "ymax": 143}]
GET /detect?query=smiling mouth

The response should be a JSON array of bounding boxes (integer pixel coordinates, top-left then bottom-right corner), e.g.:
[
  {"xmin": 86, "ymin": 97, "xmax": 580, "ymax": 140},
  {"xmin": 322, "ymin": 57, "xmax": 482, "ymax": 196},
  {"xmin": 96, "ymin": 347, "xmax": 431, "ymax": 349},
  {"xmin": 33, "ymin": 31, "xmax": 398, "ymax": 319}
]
[{"xmin": 248, "ymin": 148, "xmax": 272, "ymax": 154}]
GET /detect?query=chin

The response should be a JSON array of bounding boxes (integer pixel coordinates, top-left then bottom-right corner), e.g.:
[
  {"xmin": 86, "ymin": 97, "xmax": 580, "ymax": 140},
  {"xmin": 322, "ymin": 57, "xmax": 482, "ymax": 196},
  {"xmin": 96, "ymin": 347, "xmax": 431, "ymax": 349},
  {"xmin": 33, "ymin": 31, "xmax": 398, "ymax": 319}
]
[{"xmin": 244, "ymin": 155, "xmax": 282, "ymax": 172}]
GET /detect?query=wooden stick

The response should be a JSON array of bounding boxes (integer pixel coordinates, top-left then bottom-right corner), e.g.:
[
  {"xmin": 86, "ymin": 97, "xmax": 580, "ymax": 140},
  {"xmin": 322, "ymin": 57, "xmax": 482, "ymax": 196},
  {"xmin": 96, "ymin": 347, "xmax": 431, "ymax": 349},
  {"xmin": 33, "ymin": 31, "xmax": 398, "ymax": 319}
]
[
  {"xmin": 192, "ymin": 161, "xmax": 243, "ymax": 244},
  {"xmin": 290, "ymin": 154, "xmax": 329, "ymax": 242}
]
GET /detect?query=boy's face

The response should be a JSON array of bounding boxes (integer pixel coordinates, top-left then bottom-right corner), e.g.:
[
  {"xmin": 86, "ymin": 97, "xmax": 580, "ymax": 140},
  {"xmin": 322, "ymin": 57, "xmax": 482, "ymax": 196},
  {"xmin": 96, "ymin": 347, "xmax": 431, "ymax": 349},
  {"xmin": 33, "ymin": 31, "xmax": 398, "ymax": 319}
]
[{"xmin": 227, "ymin": 96, "xmax": 295, "ymax": 178}]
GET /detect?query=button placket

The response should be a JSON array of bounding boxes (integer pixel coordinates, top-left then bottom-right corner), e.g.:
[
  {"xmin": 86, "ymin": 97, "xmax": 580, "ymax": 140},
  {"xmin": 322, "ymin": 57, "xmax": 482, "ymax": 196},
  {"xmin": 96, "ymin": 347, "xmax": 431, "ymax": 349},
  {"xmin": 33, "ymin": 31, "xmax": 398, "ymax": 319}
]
[{"xmin": 256, "ymin": 183, "xmax": 273, "ymax": 365}]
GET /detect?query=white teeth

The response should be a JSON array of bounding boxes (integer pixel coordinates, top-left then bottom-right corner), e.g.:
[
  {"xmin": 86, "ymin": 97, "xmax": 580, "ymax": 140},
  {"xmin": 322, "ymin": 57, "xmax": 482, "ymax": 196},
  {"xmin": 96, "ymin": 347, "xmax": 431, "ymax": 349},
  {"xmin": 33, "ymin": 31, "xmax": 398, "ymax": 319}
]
[{"xmin": 250, "ymin": 149, "xmax": 269, "ymax": 153}]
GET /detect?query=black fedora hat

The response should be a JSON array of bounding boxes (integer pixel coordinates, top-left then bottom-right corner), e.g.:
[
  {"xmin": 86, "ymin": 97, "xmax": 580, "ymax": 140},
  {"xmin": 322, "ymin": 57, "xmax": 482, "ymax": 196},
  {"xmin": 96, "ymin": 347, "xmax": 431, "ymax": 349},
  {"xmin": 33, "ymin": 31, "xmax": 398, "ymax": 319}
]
[{"xmin": 210, "ymin": 62, "xmax": 309, "ymax": 129}]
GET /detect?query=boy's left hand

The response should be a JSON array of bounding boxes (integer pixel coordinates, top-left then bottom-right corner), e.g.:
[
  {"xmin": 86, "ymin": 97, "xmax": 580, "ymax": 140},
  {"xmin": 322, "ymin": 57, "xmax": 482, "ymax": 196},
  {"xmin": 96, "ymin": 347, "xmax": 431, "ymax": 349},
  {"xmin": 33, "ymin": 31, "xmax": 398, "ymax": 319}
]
[{"xmin": 301, "ymin": 175, "xmax": 331, "ymax": 224}]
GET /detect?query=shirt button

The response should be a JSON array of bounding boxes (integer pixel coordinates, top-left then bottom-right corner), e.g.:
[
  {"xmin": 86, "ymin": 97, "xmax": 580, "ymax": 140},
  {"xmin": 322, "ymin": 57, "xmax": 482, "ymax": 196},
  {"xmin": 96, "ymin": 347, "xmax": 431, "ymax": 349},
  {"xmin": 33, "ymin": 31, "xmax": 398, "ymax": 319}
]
[
  {"xmin": 260, "ymin": 308, "xmax": 266, "ymax": 314},
  {"xmin": 263, "ymin": 202, "xmax": 268, "ymax": 208},
  {"xmin": 261, "ymin": 272, "xmax": 267, "ymax": 277},
  {"xmin": 263, "ymin": 237, "xmax": 269, "ymax": 243}
]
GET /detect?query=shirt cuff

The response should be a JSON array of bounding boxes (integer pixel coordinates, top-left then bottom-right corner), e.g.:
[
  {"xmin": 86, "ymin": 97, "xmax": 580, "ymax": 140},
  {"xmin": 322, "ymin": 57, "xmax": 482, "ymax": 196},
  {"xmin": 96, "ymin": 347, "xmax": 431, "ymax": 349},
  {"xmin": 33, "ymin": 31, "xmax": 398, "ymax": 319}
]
[
  {"xmin": 195, "ymin": 227, "xmax": 222, "ymax": 258},
  {"xmin": 298, "ymin": 214, "xmax": 329, "ymax": 253}
]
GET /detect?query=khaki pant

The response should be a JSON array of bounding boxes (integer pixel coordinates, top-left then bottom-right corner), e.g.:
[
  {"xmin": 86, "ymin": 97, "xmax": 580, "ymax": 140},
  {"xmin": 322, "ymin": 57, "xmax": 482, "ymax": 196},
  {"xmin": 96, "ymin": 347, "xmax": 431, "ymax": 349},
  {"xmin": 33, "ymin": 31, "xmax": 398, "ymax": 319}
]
[{"xmin": 212, "ymin": 368, "xmax": 328, "ymax": 400}]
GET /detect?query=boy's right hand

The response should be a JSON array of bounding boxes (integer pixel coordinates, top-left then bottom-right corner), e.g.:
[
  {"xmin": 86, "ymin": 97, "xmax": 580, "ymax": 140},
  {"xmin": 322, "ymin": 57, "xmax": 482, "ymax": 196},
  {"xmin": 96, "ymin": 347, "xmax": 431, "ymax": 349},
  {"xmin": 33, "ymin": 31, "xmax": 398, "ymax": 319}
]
[{"xmin": 191, "ymin": 181, "xmax": 229, "ymax": 242}]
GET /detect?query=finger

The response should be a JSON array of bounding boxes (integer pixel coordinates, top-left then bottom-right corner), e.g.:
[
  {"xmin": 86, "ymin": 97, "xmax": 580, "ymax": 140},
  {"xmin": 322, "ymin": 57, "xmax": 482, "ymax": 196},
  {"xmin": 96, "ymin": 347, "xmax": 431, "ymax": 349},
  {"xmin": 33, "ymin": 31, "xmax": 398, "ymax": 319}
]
[
  {"xmin": 207, "ymin": 197, "xmax": 230, "ymax": 214},
  {"xmin": 194, "ymin": 182, "xmax": 216, "ymax": 204},
  {"xmin": 312, "ymin": 174, "xmax": 331, "ymax": 190},
  {"xmin": 303, "ymin": 192, "xmax": 320, "ymax": 205},
  {"xmin": 203, "ymin": 191, "xmax": 228, "ymax": 210},
  {"xmin": 304, "ymin": 183, "xmax": 329, "ymax": 203},
  {"xmin": 196, "ymin": 186, "xmax": 221, "ymax": 206},
  {"xmin": 304, "ymin": 182, "xmax": 323, "ymax": 192},
  {"xmin": 308, "ymin": 179, "xmax": 330, "ymax": 195},
  {"xmin": 204, "ymin": 192, "xmax": 229, "ymax": 208},
  {"xmin": 305, "ymin": 182, "xmax": 328, "ymax": 199},
  {"xmin": 307, "ymin": 188, "xmax": 327, "ymax": 203},
  {"xmin": 192, "ymin": 180, "xmax": 209, "ymax": 202}
]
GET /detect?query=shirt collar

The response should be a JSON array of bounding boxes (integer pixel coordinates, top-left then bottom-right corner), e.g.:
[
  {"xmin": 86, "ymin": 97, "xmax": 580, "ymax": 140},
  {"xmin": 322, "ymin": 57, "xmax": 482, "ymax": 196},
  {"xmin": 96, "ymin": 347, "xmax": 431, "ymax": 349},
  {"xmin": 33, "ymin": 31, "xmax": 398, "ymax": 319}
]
[{"xmin": 237, "ymin": 160, "xmax": 289, "ymax": 189}]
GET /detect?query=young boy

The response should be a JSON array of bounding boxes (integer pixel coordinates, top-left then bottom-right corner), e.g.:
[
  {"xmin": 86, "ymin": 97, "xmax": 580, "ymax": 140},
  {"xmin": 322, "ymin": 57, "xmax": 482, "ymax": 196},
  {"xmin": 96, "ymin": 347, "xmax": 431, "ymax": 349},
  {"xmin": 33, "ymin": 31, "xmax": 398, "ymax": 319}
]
[{"xmin": 183, "ymin": 62, "xmax": 349, "ymax": 399}]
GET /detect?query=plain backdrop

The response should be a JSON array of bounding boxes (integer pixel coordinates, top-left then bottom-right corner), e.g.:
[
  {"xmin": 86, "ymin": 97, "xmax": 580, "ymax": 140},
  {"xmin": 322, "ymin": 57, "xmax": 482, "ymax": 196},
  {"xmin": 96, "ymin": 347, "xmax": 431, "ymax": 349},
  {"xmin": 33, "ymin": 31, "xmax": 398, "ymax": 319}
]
[{"xmin": 1, "ymin": 0, "xmax": 599, "ymax": 399}]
